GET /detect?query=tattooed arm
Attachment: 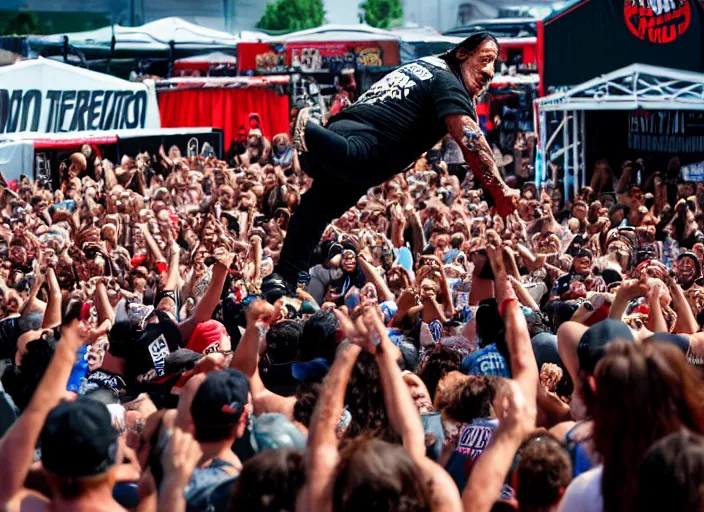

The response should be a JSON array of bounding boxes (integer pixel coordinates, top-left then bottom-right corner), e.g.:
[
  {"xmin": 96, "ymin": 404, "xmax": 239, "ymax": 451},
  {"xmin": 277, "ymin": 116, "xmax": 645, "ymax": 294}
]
[{"xmin": 445, "ymin": 114, "xmax": 518, "ymax": 217}]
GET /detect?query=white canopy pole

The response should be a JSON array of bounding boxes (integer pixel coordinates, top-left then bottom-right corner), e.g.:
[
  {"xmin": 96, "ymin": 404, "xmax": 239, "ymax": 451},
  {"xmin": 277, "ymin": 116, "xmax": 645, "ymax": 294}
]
[
  {"xmin": 573, "ymin": 110, "xmax": 579, "ymax": 198},
  {"xmin": 563, "ymin": 111, "xmax": 569, "ymax": 201},
  {"xmin": 580, "ymin": 110, "xmax": 586, "ymax": 188}
]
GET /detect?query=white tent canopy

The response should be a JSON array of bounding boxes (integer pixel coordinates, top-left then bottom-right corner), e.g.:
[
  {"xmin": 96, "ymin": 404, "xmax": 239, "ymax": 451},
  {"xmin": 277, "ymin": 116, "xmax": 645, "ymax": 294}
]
[
  {"xmin": 491, "ymin": 73, "xmax": 540, "ymax": 87},
  {"xmin": 391, "ymin": 26, "xmax": 463, "ymax": 44},
  {"xmin": 279, "ymin": 24, "xmax": 400, "ymax": 42},
  {"xmin": 33, "ymin": 17, "xmax": 240, "ymax": 52},
  {"xmin": 534, "ymin": 63, "xmax": 704, "ymax": 198},
  {"xmin": 175, "ymin": 52, "xmax": 238, "ymax": 66},
  {"xmin": 0, "ymin": 58, "xmax": 161, "ymax": 135},
  {"xmin": 536, "ymin": 63, "xmax": 704, "ymax": 112}
]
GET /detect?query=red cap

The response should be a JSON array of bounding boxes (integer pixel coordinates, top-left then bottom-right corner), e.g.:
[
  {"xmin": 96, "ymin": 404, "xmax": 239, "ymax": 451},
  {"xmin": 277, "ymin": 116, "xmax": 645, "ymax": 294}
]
[{"xmin": 187, "ymin": 320, "xmax": 228, "ymax": 354}]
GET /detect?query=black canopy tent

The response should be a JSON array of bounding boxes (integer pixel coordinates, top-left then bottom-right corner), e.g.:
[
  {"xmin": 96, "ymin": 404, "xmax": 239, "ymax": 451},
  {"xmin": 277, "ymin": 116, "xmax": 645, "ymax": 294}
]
[
  {"xmin": 540, "ymin": 0, "xmax": 704, "ymax": 92},
  {"xmin": 534, "ymin": 0, "xmax": 704, "ymax": 198}
]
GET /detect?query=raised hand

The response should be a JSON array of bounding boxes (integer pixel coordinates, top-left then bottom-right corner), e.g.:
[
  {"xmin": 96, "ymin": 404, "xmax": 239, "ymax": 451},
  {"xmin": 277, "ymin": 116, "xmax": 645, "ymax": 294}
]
[
  {"xmin": 493, "ymin": 379, "xmax": 536, "ymax": 440},
  {"xmin": 245, "ymin": 299, "xmax": 283, "ymax": 328},
  {"xmin": 161, "ymin": 428, "xmax": 203, "ymax": 488},
  {"xmin": 213, "ymin": 246, "xmax": 234, "ymax": 270},
  {"xmin": 333, "ymin": 307, "xmax": 377, "ymax": 354}
]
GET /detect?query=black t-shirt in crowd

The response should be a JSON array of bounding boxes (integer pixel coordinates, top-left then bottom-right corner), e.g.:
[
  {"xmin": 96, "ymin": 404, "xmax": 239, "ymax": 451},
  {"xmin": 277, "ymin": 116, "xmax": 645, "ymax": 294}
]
[
  {"xmin": 331, "ymin": 57, "xmax": 477, "ymax": 172},
  {"xmin": 109, "ymin": 311, "xmax": 182, "ymax": 388}
]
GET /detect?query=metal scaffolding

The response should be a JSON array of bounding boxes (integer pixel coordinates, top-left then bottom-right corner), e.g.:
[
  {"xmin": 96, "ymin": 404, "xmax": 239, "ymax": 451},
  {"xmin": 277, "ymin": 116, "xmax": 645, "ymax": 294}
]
[{"xmin": 534, "ymin": 63, "xmax": 704, "ymax": 198}]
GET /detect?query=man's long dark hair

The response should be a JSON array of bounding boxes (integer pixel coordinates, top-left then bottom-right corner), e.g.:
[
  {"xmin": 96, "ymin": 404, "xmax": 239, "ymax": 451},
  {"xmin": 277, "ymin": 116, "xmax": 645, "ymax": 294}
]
[{"xmin": 440, "ymin": 31, "xmax": 499, "ymax": 75}]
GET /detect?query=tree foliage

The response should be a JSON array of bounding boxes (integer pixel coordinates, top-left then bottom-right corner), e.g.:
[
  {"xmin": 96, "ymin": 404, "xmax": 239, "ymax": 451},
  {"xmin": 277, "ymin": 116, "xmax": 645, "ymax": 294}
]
[
  {"xmin": 361, "ymin": 0, "xmax": 403, "ymax": 29},
  {"xmin": 0, "ymin": 11, "xmax": 46, "ymax": 36},
  {"xmin": 257, "ymin": 0, "xmax": 325, "ymax": 33}
]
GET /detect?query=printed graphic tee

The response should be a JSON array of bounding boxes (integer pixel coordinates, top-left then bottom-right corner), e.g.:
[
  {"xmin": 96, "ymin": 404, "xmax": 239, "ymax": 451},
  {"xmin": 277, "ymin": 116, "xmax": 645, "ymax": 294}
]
[
  {"xmin": 446, "ymin": 417, "xmax": 498, "ymax": 487},
  {"xmin": 331, "ymin": 57, "xmax": 476, "ymax": 172}
]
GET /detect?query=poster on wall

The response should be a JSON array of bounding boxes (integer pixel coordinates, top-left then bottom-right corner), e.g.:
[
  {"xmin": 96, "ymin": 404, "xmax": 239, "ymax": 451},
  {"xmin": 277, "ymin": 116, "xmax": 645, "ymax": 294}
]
[
  {"xmin": 237, "ymin": 40, "xmax": 400, "ymax": 75},
  {"xmin": 628, "ymin": 110, "xmax": 704, "ymax": 153},
  {"xmin": 0, "ymin": 58, "xmax": 161, "ymax": 135},
  {"xmin": 287, "ymin": 41, "xmax": 398, "ymax": 73},
  {"xmin": 237, "ymin": 42, "xmax": 289, "ymax": 75}
]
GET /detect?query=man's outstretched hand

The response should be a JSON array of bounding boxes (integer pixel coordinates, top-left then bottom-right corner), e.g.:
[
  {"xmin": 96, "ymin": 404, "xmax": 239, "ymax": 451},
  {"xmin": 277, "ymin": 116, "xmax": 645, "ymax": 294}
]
[
  {"xmin": 504, "ymin": 185, "xmax": 521, "ymax": 218},
  {"xmin": 495, "ymin": 186, "xmax": 520, "ymax": 218}
]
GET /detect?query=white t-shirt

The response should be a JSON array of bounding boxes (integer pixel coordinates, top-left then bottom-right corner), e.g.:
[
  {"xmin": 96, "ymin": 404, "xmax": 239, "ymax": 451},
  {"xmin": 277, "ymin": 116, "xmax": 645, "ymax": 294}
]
[{"xmin": 558, "ymin": 466, "xmax": 603, "ymax": 512}]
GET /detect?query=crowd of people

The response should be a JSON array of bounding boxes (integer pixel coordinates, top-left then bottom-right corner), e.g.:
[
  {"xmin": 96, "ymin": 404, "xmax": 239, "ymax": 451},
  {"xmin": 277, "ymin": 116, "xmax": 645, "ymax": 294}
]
[{"xmin": 0, "ymin": 124, "xmax": 704, "ymax": 512}]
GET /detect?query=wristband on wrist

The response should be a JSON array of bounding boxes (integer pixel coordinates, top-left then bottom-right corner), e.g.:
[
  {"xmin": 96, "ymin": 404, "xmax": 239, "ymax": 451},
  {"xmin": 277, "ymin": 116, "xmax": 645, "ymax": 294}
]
[
  {"xmin": 498, "ymin": 297, "xmax": 518, "ymax": 316},
  {"xmin": 496, "ymin": 279, "xmax": 517, "ymax": 305}
]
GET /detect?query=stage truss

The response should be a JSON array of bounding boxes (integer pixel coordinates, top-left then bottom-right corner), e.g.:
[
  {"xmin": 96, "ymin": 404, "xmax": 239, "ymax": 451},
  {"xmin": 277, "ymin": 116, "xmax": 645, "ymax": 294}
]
[{"xmin": 534, "ymin": 63, "xmax": 704, "ymax": 198}]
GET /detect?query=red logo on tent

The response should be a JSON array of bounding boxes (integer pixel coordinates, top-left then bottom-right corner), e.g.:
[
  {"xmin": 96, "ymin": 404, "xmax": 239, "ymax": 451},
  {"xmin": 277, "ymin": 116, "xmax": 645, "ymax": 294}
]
[{"xmin": 624, "ymin": 0, "xmax": 692, "ymax": 44}]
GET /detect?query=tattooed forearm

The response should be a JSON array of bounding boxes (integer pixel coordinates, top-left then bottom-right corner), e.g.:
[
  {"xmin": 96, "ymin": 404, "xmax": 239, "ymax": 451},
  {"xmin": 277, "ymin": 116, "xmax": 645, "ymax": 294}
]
[
  {"xmin": 447, "ymin": 115, "xmax": 505, "ymax": 189},
  {"xmin": 445, "ymin": 113, "xmax": 517, "ymax": 217},
  {"xmin": 462, "ymin": 124, "xmax": 483, "ymax": 153}
]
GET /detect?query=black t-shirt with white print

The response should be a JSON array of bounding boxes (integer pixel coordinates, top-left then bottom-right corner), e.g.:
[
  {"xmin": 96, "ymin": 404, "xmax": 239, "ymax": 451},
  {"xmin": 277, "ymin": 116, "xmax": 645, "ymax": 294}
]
[{"xmin": 331, "ymin": 57, "xmax": 476, "ymax": 172}]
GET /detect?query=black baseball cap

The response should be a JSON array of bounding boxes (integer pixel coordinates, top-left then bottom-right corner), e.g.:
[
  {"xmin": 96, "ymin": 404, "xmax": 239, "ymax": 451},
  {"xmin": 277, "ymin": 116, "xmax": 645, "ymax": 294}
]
[
  {"xmin": 572, "ymin": 247, "xmax": 593, "ymax": 260},
  {"xmin": 190, "ymin": 369, "xmax": 250, "ymax": 429},
  {"xmin": 41, "ymin": 399, "xmax": 118, "ymax": 478},
  {"xmin": 647, "ymin": 332, "xmax": 691, "ymax": 356},
  {"xmin": 577, "ymin": 319, "xmax": 634, "ymax": 375},
  {"xmin": 600, "ymin": 268, "xmax": 623, "ymax": 287}
]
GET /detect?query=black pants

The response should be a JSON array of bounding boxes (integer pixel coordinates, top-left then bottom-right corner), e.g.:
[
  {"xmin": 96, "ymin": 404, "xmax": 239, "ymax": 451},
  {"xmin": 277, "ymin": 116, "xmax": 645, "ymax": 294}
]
[{"xmin": 275, "ymin": 119, "xmax": 399, "ymax": 286}]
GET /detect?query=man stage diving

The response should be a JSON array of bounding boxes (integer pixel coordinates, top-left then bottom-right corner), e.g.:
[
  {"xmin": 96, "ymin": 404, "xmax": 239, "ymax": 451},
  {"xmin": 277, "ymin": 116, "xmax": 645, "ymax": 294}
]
[{"xmin": 263, "ymin": 31, "xmax": 519, "ymax": 298}]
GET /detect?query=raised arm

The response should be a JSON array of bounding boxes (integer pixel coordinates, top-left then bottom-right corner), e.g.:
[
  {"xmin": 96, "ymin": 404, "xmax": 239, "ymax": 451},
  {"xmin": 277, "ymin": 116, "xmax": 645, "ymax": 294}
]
[
  {"xmin": 508, "ymin": 275, "xmax": 540, "ymax": 312},
  {"xmin": 515, "ymin": 243, "xmax": 545, "ymax": 273},
  {"xmin": 462, "ymin": 380, "xmax": 535, "ymax": 512},
  {"xmin": 298, "ymin": 339, "xmax": 362, "ymax": 512},
  {"xmin": 41, "ymin": 267, "xmax": 63, "ymax": 329},
  {"xmin": 162, "ymin": 242, "xmax": 181, "ymax": 292},
  {"xmin": 157, "ymin": 429, "xmax": 202, "ymax": 512},
  {"xmin": 609, "ymin": 279, "xmax": 649, "ymax": 321},
  {"xmin": 137, "ymin": 223, "xmax": 166, "ymax": 265},
  {"xmin": 250, "ymin": 235, "xmax": 262, "ymax": 284},
  {"xmin": 445, "ymin": 114, "xmax": 518, "ymax": 217},
  {"xmin": 615, "ymin": 165, "xmax": 633, "ymax": 195},
  {"xmin": 364, "ymin": 310, "xmax": 426, "ymax": 458},
  {"xmin": 19, "ymin": 268, "xmax": 46, "ymax": 316},
  {"xmin": 357, "ymin": 255, "xmax": 394, "ymax": 303},
  {"xmin": 350, "ymin": 310, "xmax": 462, "ymax": 512},
  {"xmin": 178, "ymin": 247, "xmax": 232, "ymax": 342},
  {"xmin": 407, "ymin": 209, "xmax": 427, "ymax": 258},
  {"xmin": 647, "ymin": 281, "xmax": 669, "ymax": 334},
  {"xmin": 0, "ymin": 317, "xmax": 88, "ymax": 505},
  {"xmin": 669, "ymin": 278, "xmax": 698, "ymax": 334},
  {"xmin": 502, "ymin": 246, "xmax": 522, "ymax": 281},
  {"xmin": 487, "ymin": 244, "xmax": 538, "ymax": 406},
  {"xmin": 94, "ymin": 279, "xmax": 115, "ymax": 325},
  {"xmin": 229, "ymin": 300, "xmax": 294, "ymax": 417}
]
